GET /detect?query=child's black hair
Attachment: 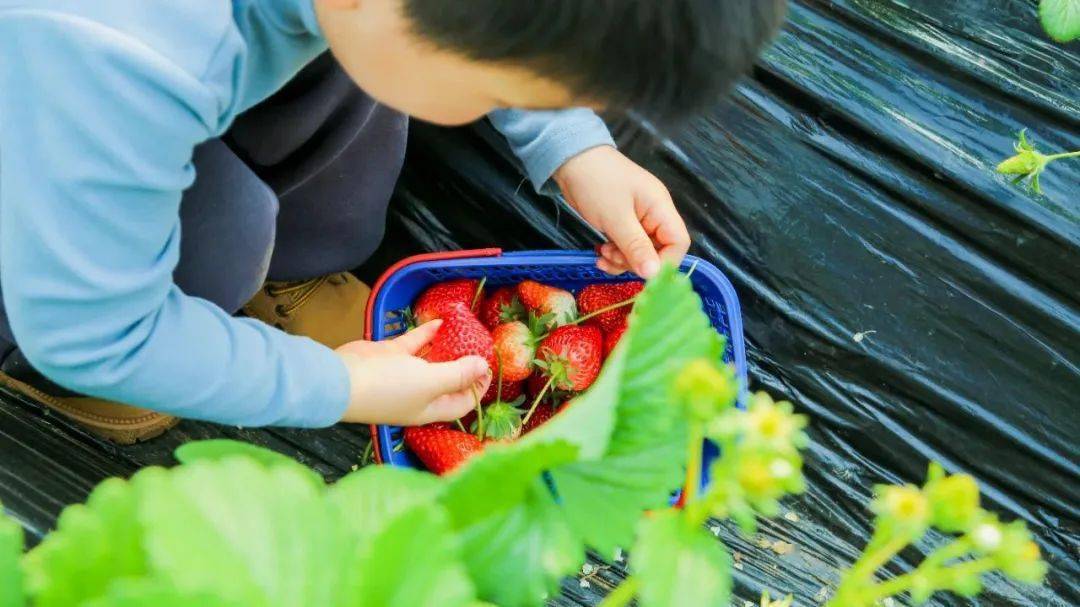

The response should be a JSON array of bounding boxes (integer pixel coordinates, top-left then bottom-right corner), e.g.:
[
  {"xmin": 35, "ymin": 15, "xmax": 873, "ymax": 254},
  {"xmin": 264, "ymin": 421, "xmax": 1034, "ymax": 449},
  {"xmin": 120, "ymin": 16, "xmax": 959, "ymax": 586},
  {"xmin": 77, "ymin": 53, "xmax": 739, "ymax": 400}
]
[{"xmin": 402, "ymin": 0, "xmax": 788, "ymax": 125}]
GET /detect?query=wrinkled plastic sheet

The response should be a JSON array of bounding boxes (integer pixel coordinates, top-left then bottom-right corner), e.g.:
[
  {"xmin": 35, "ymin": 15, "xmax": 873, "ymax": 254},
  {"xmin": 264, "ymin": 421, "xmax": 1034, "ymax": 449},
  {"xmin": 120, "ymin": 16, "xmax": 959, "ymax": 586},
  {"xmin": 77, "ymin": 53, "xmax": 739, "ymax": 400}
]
[{"xmin": 360, "ymin": 1, "xmax": 1079, "ymax": 604}]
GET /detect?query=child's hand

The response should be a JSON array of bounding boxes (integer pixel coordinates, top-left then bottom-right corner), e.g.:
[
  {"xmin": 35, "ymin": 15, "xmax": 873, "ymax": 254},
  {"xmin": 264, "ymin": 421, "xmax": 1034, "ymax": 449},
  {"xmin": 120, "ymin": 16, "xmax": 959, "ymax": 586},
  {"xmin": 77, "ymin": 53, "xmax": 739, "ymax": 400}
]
[
  {"xmin": 335, "ymin": 321, "xmax": 491, "ymax": 426},
  {"xmin": 553, "ymin": 146, "xmax": 690, "ymax": 278}
]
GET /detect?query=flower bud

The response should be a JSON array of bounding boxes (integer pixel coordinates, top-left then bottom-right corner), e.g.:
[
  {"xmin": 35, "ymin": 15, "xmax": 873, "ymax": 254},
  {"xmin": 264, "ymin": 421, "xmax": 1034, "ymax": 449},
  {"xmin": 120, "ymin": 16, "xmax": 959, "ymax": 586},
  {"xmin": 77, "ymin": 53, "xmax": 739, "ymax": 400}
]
[
  {"xmin": 971, "ymin": 522, "xmax": 1003, "ymax": 552},
  {"xmin": 744, "ymin": 393, "xmax": 808, "ymax": 452},
  {"xmin": 673, "ymin": 359, "xmax": 738, "ymax": 422},
  {"xmin": 995, "ymin": 151, "xmax": 1040, "ymax": 175},
  {"xmin": 872, "ymin": 484, "xmax": 930, "ymax": 533},
  {"xmin": 924, "ymin": 472, "xmax": 980, "ymax": 533},
  {"xmin": 993, "ymin": 522, "xmax": 1047, "ymax": 584}
]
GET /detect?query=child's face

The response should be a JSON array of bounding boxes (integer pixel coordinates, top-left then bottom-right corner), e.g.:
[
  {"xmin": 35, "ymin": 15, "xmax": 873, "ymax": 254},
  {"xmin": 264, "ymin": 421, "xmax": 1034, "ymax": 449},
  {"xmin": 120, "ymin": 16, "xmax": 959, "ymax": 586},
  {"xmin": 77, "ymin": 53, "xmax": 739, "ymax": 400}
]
[{"xmin": 316, "ymin": 0, "xmax": 587, "ymax": 125}]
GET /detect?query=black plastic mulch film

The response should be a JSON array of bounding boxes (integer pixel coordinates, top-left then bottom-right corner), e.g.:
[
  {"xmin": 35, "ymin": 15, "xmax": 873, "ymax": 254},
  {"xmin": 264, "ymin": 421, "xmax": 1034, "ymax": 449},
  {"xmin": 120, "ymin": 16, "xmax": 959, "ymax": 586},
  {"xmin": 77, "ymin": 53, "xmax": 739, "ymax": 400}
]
[{"xmin": 358, "ymin": 1, "xmax": 1078, "ymax": 605}]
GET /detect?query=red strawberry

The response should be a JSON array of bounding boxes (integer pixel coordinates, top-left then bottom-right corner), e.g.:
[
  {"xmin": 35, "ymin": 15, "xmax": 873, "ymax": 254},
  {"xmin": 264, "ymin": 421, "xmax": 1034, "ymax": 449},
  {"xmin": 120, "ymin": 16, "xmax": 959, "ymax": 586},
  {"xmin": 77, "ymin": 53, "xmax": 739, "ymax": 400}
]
[
  {"xmin": 491, "ymin": 321, "xmax": 539, "ymax": 383},
  {"xmin": 481, "ymin": 378, "xmax": 524, "ymax": 405},
  {"xmin": 458, "ymin": 410, "xmax": 478, "ymax": 430},
  {"xmin": 479, "ymin": 286, "xmax": 525, "ymax": 329},
  {"xmin": 522, "ymin": 403, "xmax": 555, "ymax": 434},
  {"xmin": 404, "ymin": 424, "xmax": 483, "ymax": 475},
  {"xmin": 517, "ymin": 280, "xmax": 577, "ymax": 327},
  {"xmin": 420, "ymin": 303, "xmax": 496, "ymax": 372},
  {"xmin": 604, "ymin": 322, "xmax": 628, "ymax": 359},
  {"xmin": 523, "ymin": 400, "xmax": 571, "ymax": 434},
  {"xmin": 526, "ymin": 371, "xmax": 549, "ymax": 400},
  {"xmin": 414, "ymin": 279, "xmax": 483, "ymax": 325},
  {"xmin": 537, "ymin": 325, "xmax": 603, "ymax": 392},
  {"xmin": 577, "ymin": 282, "xmax": 643, "ymax": 332}
]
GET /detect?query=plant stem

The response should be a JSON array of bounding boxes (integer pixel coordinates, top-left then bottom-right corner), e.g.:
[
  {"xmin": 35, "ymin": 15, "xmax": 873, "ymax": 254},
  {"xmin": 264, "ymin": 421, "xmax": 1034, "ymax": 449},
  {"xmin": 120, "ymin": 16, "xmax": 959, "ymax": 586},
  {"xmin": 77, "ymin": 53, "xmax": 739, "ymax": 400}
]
[
  {"xmin": 522, "ymin": 374, "xmax": 558, "ymax": 426},
  {"xmin": 685, "ymin": 258, "xmax": 701, "ymax": 279},
  {"xmin": 536, "ymin": 296, "xmax": 637, "ymax": 340},
  {"xmin": 1045, "ymin": 150, "xmax": 1080, "ymax": 161},
  {"xmin": 683, "ymin": 422, "xmax": 705, "ymax": 506},
  {"xmin": 471, "ymin": 386, "xmax": 485, "ymax": 441},
  {"xmin": 455, "ymin": 419, "xmax": 467, "ymax": 433},
  {"xmin": 848, "ymin": 534, "xmax": 912, "ymax": 582},
  {"xmin": 597, "ymin": 577, "xmax": 639, "ymax": 607},
  {"xmin": 917, "ymin": 537, "xmax": 971, "ymax": 573},
  {"xmin": 471, "ymin": 277, "xmax": 487, "ymax": 312},
  {"xmin": 868, "ymin": 557, "xmax": 995, "ymax": 602}
]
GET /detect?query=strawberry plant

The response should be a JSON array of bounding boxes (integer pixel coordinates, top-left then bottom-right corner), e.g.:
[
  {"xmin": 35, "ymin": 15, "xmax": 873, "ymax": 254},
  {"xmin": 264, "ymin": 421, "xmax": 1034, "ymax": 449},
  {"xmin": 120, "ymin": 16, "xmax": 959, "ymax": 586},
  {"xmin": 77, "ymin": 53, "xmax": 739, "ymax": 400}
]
[
  {"xmin": 997, "ymin": 130, "xmax": 1080, "ymax": 195},
  {"xmin": 1039, "ymin": 0, "xmax": 1080, "ymax": 42},
  {"xmin": 0, "ymin": 266, "xmax": 1047, "ymax": 606}
]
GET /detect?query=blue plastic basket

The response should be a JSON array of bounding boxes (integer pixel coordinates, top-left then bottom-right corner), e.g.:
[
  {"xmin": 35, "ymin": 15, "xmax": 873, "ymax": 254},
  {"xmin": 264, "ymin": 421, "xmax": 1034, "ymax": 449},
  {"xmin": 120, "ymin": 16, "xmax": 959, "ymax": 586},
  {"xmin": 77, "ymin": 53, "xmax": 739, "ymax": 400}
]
[{"xmin": 366, "ymin": 249, "xmax": 747, "ymax": 489}]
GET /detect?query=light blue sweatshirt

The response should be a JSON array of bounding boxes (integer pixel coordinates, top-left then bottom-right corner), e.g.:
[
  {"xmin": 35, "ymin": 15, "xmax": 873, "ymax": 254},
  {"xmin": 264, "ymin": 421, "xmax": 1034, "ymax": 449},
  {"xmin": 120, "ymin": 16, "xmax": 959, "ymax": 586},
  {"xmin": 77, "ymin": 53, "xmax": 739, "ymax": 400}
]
[{"xmin": 0, "ymin": 0, "xmax": 614, "ymax": 427}]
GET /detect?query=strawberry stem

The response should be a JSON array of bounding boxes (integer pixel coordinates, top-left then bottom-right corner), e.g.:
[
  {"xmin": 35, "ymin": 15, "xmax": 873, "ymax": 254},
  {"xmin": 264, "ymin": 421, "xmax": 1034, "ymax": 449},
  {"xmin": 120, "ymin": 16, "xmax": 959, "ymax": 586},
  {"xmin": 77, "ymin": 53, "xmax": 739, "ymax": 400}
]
[
  {"xmin": 470, "ymin": 277, "xmax": 487, "ymax": 312},
  {"xmin": 683, "ymin": 421, "xmax": 704, "ymax": 507},
  {"xmin": 536, "ymin": 295, "xmax": 637, "ymax": 340},
  {"xmin": 455, "ymin": 419, "xmax": 467, "ymax": 433},
  {"xmin": 522, "ymin": 374, "xmax": 558, "ymax": 426},
  {"xmin": 685, "ymin": 259, "xmax": 701, "ymax": 279},
  {"xmin": 597, "ymin": 577, "xmax": 638, "ymax": 607},
  {"xmin": 471, "ymin": 386, "xmax": 485, "ymax": 441},
  {"xmin": 495, "ymin": 355, "xmax": 504, "ymax": 404}
]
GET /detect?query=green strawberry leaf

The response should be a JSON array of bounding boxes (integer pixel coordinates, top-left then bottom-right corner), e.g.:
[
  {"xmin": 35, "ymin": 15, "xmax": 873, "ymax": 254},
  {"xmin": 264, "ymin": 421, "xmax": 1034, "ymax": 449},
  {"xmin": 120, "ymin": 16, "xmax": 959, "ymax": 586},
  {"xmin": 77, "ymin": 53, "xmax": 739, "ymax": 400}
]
[
  {"xmin": 23, "ymin": 475, "xmax": 151, "ymax": 607},
  {"xmin": 632, "ymin": 510, "xmax": 732, "ymax": 607},
  {"xmin": 327, "ymin": 465, "xmax": 441, "ymax": 543},
  {"xmin": 136, "ymin": 459, "xmax": 351, "ymax": 607},
  {"xmin": 81, "ymin": 580, "xmax": 241, "ymax": 607},
  {"xmin": 350, "ymin": 502, "xmax": 476, "ymax": 607},
  {"xmin": 1040, "ymin": 0, "xmax": 1080, "ymax": 42},
  {"xmin": 437, "ymin": 441, "xmax": 583, "ymax": 606},
  {"xmin": 529, "ymin": 265, "xmax": 725, "ymax": 554},
  {"xmin": 174, "ymin": 440, "xmax": 323, "ymax": 486},
  {"xmin": 454, "ymin": 479, "xmax": 581, "ymax": 607},
  {"xmin": 439, "ymin": 440, "xmax": 578, "ymax": 527},
  {"xmin": 0, "ymin": 505, "xmax": 25, "ymax": 607}
]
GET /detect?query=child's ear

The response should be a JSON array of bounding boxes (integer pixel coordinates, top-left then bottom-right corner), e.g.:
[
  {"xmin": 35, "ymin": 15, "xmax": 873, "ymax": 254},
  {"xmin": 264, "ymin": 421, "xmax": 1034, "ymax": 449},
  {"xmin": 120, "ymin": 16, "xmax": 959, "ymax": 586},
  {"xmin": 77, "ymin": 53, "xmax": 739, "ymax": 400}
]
[{"xmin": 318, "ymin": 0, "xmax": 361, "ymax": 9}]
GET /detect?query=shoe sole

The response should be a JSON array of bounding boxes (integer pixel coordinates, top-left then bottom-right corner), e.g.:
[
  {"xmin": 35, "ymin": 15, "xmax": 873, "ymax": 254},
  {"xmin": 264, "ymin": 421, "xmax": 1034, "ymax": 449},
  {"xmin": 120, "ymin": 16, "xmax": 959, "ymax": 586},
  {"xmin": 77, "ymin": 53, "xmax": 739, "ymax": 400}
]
[{"xmin": 0, "ymin": 371, "xmax": 178, "ymax": 445}]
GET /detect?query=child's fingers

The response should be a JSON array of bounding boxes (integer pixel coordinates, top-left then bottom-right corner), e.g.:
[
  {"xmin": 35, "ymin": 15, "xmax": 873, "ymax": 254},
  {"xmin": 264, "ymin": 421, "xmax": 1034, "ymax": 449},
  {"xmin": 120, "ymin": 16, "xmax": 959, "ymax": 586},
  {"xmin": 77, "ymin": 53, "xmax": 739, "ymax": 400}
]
[
  {"xmin": 596, "ymin": 257, "xmax": 628, "ymax": 276},
  {"xmin": 642, "ymin": 198, "xmax": 690, "ymax": 262},
  {"xmin": 422, "ymin": 390, "xmax": 481, "ymax": 424},
  {"xmin": 599, "ymin": 243, "xmax": 631, "ymax": 270},
  {"xmin": 606, "ymin": 216, "xmax": 661, "ymax": 279},
  {"xmin": 392, "ymin": 319, "xmax": 442, "ymax": 354},
  {"xmin": 415, "ymin": 356, "xmax": 491, "ymax": 402}
]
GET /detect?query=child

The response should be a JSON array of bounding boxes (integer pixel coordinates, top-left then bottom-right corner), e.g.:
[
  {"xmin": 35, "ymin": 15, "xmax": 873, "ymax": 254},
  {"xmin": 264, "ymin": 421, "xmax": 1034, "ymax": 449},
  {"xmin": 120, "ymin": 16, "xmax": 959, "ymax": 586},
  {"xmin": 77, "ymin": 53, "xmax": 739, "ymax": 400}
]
[{"xmin": 0, "ymin": 0, "xmax": 786, "ymax": 442}]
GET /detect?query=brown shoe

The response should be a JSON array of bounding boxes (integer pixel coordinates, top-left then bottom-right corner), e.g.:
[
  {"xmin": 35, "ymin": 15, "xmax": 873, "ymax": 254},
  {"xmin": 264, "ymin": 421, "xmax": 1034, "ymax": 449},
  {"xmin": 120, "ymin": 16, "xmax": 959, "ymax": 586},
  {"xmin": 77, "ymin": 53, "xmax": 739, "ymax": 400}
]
[
  {"xmin": 243, "ymin": 272, "xmax": 370, "ymax": 349},
  {"xmin": 0, "ymin": 350, "xmax": 178, "ymax": 445}
]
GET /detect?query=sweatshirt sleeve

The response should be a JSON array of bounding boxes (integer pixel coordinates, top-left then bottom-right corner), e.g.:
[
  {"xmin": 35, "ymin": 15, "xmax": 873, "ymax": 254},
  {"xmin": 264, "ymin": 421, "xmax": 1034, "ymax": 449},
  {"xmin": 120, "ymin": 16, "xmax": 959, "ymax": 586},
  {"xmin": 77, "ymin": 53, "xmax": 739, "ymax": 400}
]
[
  {"xmin": 488, "ymin": 108, "xmax": 615, "ymax": 190},
  {"xmin": 0, "ymin": 12, "xmax": 349, "ymax": 427}
]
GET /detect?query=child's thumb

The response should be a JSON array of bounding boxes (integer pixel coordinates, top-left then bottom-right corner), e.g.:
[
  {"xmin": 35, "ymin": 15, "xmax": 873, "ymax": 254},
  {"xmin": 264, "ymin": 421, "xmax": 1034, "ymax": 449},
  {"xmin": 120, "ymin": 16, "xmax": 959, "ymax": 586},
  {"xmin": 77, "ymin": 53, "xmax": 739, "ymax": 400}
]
[{"xmin": 419, "ymin": 356, "xmax": 491, "ymax": 398}]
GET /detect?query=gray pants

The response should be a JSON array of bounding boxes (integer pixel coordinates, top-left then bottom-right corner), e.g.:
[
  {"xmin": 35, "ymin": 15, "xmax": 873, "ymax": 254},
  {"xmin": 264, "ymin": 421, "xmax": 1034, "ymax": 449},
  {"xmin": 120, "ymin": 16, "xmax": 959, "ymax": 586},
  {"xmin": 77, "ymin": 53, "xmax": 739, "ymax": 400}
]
[
  {"xmin": 0, "ymin": 53, "xmax": 407, "ymax": 353},
  {"xmin": 176, "ymin": 52, "xmax": 408, "ymax": 311}
]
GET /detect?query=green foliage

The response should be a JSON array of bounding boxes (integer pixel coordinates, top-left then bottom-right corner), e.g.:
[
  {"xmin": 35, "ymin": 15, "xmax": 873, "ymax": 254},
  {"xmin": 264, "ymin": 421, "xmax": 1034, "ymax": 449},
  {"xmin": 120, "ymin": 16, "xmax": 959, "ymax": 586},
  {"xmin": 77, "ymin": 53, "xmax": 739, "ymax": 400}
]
[
  {"xmin": 827, "ymin": 463, "xmax": 1047, "ymax": 606},
  {"xmin": 0, "ymin": 265, "xmax": 1048, "ymax": 607},
  {"xmin": 437, "ymin": 438, "xmax": 582, "ymax": 605},
  {"xmin": 80, "ymin": 580, "xmax": 241, "ymax": 607},
  {"xmin": 22, "ymin": 475, "xmax": 150, "ymax": 607},
  {"xmin": 0, "ymin": 503, "xmax": 25, "ymax": 607},
  {"xmin": 173, "ymin": 440, "xmax": 320, "ymax": 479},
  {"xmin": 1040, "ymin": 0, "xmax": 1080, "ymax": 42},
  {"xmin": 631, "ymin": 511, "xmax": 731, "ymax": 607},
  {"xmin": 327, "ymin": 464, "xmax": 441, "ymax": 541},
  {"xmin": 534, "ymin": 266, "xmax": 724, "ymax": 555},
  {"xmin": 996, "ymin": 129, "xmax": 1080, "ymax": 195},
  {"xmin": 698, "ymin": 390, "xmax": 808, "ymax": 533},
  {"xmin": 135, "ymin": 459, "xmax": 349, "ymax": 606}
]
